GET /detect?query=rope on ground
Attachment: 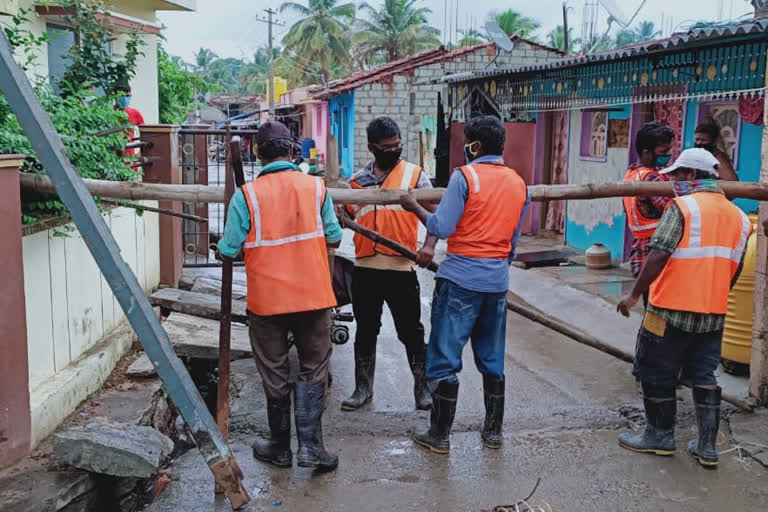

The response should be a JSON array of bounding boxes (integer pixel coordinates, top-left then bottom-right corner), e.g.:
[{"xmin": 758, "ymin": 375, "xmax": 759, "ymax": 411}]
[{"xmin": 492, "ymin": 478, "xmax": 546, "ymax": 512}]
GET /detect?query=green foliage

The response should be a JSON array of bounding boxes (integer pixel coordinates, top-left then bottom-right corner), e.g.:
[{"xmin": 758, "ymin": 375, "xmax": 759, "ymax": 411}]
[
  {"xmin": 280, "ymin": 0, "xmax": 356, "ymax": 84},
  {"xmin": 354, "ymin": 0, "xmax": 440, "ymax": 63},
  {"xmin": 57, "ymin": 0, "xmax": 144, "ymax": 95},
  {"xmin": 0, "ymin": 3, "xmax": 138, "ymax": 224},
  {"xmin": 490, "ymin": 9, "xmax": 540, "ymax": 41},
  {"xmin": 158, "ymin": 44, "xmax": 213, "ymax": 124}
]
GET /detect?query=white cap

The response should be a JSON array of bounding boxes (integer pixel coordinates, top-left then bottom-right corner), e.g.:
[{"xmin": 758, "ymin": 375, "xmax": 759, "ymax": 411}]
[{"xmin": 659, "ymin": 148, "xmax": 720, "ymax": 178}]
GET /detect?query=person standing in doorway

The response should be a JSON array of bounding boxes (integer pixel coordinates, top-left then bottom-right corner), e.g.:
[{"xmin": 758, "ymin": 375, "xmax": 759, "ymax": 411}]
[
  {"xmin": 622, "ymin": 122, "xmax": 674, "ymax": 305},
  {"xmin": 218, "ymin": 121, "xmax": 342, "ymax": 472},
  {"xmin": 694, "ymin": 121, "xmax": 739, "ymax": 181},
  {"xmin": 342, "ymin": 117, "xmax": 434, "ymax": 412},
  {"xmin": 114, "ymin": 85, "xmax": 145, "ymax": 161},
  {"xmin": 400, "ymin": 115, "xmax": 530, "ymax": 454},
  {"xmin": 617, "ymin": 148, "xmax": 750, "ymax": 468}
]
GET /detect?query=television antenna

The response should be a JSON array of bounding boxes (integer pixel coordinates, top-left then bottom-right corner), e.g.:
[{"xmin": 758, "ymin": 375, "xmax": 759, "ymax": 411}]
[
  {"xmin": 484, "ymin": 20, "xmax": 517, "ymax": 67},
  {"xmin": 586, "ymin": 0, "xmax": 647, "ymax": 54}
]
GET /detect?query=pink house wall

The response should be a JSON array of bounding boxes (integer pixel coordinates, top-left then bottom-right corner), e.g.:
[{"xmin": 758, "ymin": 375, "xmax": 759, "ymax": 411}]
[{"xmin": 311, "ymin": 102, "xmax": 329, "ymax": 161}]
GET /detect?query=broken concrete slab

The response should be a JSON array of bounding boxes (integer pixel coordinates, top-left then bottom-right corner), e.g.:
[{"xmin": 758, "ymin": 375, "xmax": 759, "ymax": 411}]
[
  {"xmin": 54, "ymin": 422, "xmax": 173, "ymax": 478},
  {"xmin": 126, "ymin": 353, "xmax": 156, "ymax": 378},
  {"xmin": 191, "ymin": 277, "xmax": 248, "ymax": 300},
  {"xmin": 149, "ymin": 288, "xmax": 247, "ymax": 323},
  {"xmin": 729, "ymin": 409, "xmax": 768, "ymax": 467},
  {"xmin": 164, "ymin": 312, "xmax": 252, "ymax": 360}
]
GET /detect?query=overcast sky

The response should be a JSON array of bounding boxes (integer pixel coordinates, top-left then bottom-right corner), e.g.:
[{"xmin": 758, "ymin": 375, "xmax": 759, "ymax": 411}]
[{"xmin": 159, "ymin": 0, "xmax": 754, "ymax": 63}]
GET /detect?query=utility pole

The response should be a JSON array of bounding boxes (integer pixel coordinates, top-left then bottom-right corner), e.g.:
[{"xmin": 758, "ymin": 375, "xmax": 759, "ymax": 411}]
[{"xmin": 256, "ymin": 8, "xmax": 285, "ymax": 118}]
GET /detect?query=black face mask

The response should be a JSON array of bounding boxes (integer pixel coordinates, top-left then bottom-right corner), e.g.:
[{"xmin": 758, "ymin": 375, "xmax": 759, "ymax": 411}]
[
  {"xmin": 372, "ymin": 147, "xmax": 402, "ymax": 171},
  {"xmin": 695, "ymin": 143, "xmax": 717, "ymax": 154}
]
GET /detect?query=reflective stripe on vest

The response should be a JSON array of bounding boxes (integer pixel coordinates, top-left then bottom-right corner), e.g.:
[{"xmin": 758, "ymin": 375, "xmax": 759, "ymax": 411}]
[
  {"xmin": 447, "ymin": 163, "xmax": 527, "ymax": 259},
  {"xmin": 648, "ymin": 193, "xmax": 751, "ymax": 315},
  {"xmin": 241, "ymin": 172, "xmax": 336, "ymax": 316},
  {"xmin": 242, "ymin": 178, "xmax": 324, "ymax": 249},
  {"xmin": 622, "ymin": 167, "xmax": 661, "ymax": 238},
  {"xmin": 349, "ymin": 161, "xmax": 421, "ymax": 258}
]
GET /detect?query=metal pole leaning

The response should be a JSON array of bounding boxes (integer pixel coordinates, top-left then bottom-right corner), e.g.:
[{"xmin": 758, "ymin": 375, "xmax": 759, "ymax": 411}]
[{"xmin": 0, "ymin": 34, "xmax": 250, "ymax": 510}]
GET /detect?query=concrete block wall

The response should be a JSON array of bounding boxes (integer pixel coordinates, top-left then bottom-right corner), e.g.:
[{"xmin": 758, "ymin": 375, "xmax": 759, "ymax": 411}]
[{"xmin": 350, "ymin": 41, "xmax": 562, "ymax": 175}]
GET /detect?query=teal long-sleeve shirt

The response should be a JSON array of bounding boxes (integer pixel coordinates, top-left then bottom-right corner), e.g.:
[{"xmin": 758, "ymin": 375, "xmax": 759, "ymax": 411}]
[{"xmin": 217, "ymin": 161, "xmax": 342, "ymax": 258}]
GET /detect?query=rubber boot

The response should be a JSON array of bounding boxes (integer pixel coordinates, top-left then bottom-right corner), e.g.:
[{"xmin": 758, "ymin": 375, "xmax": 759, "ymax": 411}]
[
  {"xmin": 688, "ymin": 386, "xmax": 721, "ymax": 468},
  {"xmin": 412, "ymin": 380, "xmax": 459, "ymax": 455},
  {"xmin": 481, "ymin": 375, "xmax": 505, "ymax": 449},
  {"xmin": 294, "ymin": 381, "xmax": 339, "ymax": 472},
  {"xmin": 341, "ymin": 356, "xmax": 375, "ymax": 411},
  {"xmin": 408, "ymin": 350, "xmax": 433, "ymax": 411},
  {"xmin": 252, "ymin": 396, "xmax": 292, "ymax": 468},
  {"xmin": 618, "ymin": 383, "xmax": 676, "ymax": 456}
]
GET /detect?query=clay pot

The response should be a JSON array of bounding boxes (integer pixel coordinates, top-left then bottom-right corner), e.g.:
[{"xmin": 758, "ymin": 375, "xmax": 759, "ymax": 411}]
[{"xmin": 585, "ymin": 243, "xmax": 611, "ymax": 269}]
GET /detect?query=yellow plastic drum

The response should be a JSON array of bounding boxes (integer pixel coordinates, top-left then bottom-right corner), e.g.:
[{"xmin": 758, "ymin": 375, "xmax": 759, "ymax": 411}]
[{"xmin": 722, "ymin": 213, "xmax": 759, "ymax": 365}]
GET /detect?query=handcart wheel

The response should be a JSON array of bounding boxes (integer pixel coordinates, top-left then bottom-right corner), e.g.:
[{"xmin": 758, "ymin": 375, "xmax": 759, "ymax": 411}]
[{"xmin": 331, "ymin": 325, "xmax": 349, "ymax": 345}]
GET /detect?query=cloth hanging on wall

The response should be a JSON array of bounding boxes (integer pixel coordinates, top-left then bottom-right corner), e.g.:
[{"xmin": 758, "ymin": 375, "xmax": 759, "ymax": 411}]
[
  {"xmin": 545, "ymin": 110, "xmax": 568, "ymax": 233},
  {"xmin": 739, "ymin": 94, "xmax": 764, "ymax": 126},
  {"xmin": 654, "ymin": 99, "xmax": 685, "ymax": 161}
]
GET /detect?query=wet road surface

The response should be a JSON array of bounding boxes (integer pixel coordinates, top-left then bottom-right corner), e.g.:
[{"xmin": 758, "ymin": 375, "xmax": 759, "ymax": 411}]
[{"xmin": 149, "ymin": 265, "xmax": 768, "ymax": 511}]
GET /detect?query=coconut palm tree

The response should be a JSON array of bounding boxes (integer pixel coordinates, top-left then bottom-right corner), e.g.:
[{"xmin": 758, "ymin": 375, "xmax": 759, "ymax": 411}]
[
  {"xmin": 490, "ymin": 9, "xmax": 540, "ymax": 40},
  {"xmin": 546, "ymin": 25, "xmax": 580, "ymax": 53},
  {"xmin": 280, "ymin": 0, "xmax": 356, "ymax": 84},
  {"xmin": 194, "ymin": 48, "xmax": 218, "ymax": 73},
  {"xmin": 633, "ymin": 21, "xmax": 661, "ymax": 43},
  {"xmin": 354, "ymin": 0, "xmax": 441, "ymax": 63},
  {"xmin": 457, "ymin": 28, "xmax": 487, "ymax": 48}
]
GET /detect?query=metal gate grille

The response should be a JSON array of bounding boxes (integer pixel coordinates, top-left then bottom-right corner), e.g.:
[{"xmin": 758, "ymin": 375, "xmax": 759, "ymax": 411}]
[{"xmin": 179, "ymin": 127, "xmax": 261, "ymax": 267}]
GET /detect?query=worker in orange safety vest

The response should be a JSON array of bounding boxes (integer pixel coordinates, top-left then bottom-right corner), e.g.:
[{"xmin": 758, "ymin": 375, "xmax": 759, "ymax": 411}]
[
  {"xmin": 341, "ymin": 117, "xmax": 435, "ymax": 412},
  {"xmin": 218, "ymin": 121, "xmax": 342, "ymax": 472},
  {"xmin": 622, "ymin": 122, "xmax": 675, "ymax": 306},
  {"xmin": 400, "ymin": 115, "xmax": 530, "ymax": 455},
  {"xmin": 617, "ymin": 148, "xmax": 751, "ymax": 469}
]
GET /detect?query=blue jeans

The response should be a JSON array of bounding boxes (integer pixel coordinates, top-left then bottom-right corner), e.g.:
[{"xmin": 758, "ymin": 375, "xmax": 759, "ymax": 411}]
[{"xmin": 426, "ymin": 279, "xmax": 507, "ymax": 388}]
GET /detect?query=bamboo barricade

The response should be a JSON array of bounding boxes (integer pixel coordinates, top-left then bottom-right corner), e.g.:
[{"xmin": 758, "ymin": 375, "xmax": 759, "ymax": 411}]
[
  {"xmin": 19, "ymin": 173, "xmax": 768, "ymax": 204},
  {"xmin": 340, "ymin": 217, "xmax": 756, "ymax": 412}
]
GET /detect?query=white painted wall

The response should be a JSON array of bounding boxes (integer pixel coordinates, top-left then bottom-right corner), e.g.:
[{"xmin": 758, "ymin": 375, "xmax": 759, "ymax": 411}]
[
  {"xmin": 10, "ymin": 0, "xmax": 161, "ymax": 123},
  {"xmin": 22, "ymin": 205, "xmax": 160, "ymax": 391}
]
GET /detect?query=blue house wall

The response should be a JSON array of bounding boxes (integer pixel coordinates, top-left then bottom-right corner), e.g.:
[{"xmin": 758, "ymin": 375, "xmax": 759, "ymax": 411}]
[
  {"xmin": 328, "ymin": 91, "xmax": 355, "ymax": 179},
  {"xmin": 682, "ymin": 99, "xmax": 762, "ymax": 214},
  {"xmin": 565, "ymin": 105, "xmax": 632, "ymax": 262}
]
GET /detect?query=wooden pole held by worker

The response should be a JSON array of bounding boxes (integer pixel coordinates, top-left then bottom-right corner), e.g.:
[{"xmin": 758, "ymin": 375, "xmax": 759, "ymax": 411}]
[
  {"xmin": 214, "ymin": 132, "xmax": 236, "ymax": 497},
  {"xmin": 21, "ymin": 173, "xmax": 768, "ymax": 205}
]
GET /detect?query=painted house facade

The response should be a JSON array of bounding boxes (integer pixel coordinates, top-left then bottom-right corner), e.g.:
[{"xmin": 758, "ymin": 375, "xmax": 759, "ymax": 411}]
[
  {"xmin": 312, "ymin": 38, "xmax": 563, "ymax": 180},
  {"xmin": 0, "ymin": 0, "xmax": 197, "ymax": 467},
  {"xmin": 440, "ymin": 19, "xmax": 768, "ymax": 257}
]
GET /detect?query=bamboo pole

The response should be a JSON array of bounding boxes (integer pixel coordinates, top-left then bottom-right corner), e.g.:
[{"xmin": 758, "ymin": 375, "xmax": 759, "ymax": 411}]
[
  {"xmin": 19, "ymin": 173, "xmax": 768, "ymax": 205},
  {"xmin": 340, "ymin": 219, "xmax": 755, "ymax": 412}
]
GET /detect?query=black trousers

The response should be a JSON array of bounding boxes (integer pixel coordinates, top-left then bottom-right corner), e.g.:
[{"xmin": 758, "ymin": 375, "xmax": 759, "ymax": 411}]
[{"xmin": 351, "ymin": 266, "xmax": 426, "ymax": 359}]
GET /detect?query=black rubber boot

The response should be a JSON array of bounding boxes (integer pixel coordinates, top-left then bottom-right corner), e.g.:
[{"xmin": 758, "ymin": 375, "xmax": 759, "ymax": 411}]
[
  {"xmin": 341, "ymin": 356, "xmax": 375, "ymax": 411},
  {"xmin": 688, "ymin": 386, "xmax": 721, "ymax": 468},
  {"xmin": 252, "ymin": 396, "xmax": 292, "ymax": 468},
  {"xmin": 295, "ymin": 381, "xmax": 339, "ymax": 472},
  {"xmin": 481, "ymin": 375, "xmax": 505, "ymax": 449},
  {"xmin": 408, "ymin": 350, "xmax": 433, "ymax": 411},
  {"xmin": 412, "ymin": 380, "xmax": 459, "ymax": 455},
  {"xmin": 618, "ymin": 382, "xmax": 676, "ymax": 456}
]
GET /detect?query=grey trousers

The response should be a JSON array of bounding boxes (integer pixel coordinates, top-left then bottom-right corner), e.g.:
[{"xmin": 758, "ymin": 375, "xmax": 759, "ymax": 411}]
[{"xmin": 247, "ymin": 308, "xmax": 332, "ymax": 399}]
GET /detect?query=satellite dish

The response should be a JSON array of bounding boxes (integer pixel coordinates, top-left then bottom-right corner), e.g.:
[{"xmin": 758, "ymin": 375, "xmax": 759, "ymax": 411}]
[
  {"xmin": 484, "ymin": 21, "xmax": 515, "ymax": 52},
  {"xmin": 598, "ymin": 0, "xmax": 630, "ymax": 28}
]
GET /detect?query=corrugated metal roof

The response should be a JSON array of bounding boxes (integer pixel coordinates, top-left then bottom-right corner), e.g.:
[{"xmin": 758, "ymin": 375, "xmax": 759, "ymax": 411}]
[
  {"xmin": 437, "ymin": 18, "xmax": 768, "ymax": 84},
  {"xmin": 311, "ymin": 36, "xmax": 562, "ymax": 98}
]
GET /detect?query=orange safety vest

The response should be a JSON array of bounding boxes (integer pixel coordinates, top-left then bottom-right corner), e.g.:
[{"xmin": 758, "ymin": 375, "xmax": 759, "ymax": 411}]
[
  {"xmin": 345, "ymin": 160, "xmax": 422, "ymax": 259},
  {"xmin": 241, "ymin": 171, "xmax": 336, "ymax": 316},
  {"xmin": 623, "ymin": 167, "xmax": 664, "ymax": 239},
  {"xmin": 447, "ymin": 163, "xmax": 528, "ymax": 259},
  {"xmin": 649, "ymin": 193, "xmax": 751, "ymax": 315}
]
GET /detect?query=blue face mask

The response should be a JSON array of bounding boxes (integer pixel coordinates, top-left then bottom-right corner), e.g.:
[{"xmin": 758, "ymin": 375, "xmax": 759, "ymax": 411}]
[
  {"xmin": 654, "ymin": 154, "xmax": 672, "ymax": 168},
  {"xmin": 116, "ymin": 96, "xmax": 131, "ymax": 108}
]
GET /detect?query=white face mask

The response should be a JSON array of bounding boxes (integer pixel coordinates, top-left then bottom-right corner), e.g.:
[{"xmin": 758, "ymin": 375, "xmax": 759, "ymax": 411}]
[{"xmin": 464, "ymin": 141, "xmax": 480, "ymax": 163}]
